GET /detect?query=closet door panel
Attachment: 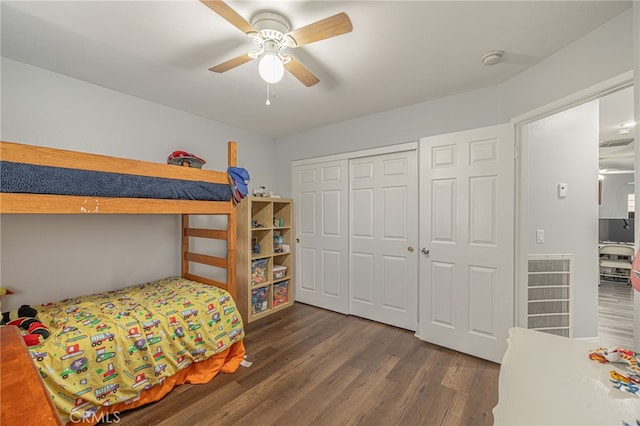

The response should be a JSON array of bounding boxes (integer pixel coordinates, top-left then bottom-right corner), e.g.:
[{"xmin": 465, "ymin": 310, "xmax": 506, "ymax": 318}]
[{"xmin": 293, "ymin": 160, "xmax": 349, "ymax": 314}]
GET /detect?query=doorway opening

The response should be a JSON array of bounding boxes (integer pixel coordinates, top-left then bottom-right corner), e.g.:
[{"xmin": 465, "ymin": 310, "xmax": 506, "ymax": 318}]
[
  {"xmin": 516, "ymin": 77, "xmax": 635, "ymax": 348},
  {"xmin": 597, "ymin": 86, "xmax": 635, "ymax": 348}
]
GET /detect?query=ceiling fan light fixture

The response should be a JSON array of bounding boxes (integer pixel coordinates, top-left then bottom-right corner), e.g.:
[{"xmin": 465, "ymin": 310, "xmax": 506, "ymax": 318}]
[
  {"xmin": 202, "ymin": 1, "xmax": 352, "ymax": 88},
  {"xmin": 259, "ymin": 52, "xmax": 284, "ymax": 84}
]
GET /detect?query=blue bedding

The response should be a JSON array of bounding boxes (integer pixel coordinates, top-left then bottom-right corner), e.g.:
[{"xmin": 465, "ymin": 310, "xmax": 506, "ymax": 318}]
[{"xmin": 0, "ymin": 161, "xmax": 231, "ymax": 201}]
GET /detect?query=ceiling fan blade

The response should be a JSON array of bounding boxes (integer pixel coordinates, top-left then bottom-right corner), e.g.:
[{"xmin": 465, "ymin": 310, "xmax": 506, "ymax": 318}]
[
  {"xmin": 284, "ymin": 56, "xmax": 320, "ymax": 87},
  {"xmin": 200, "ymin": 0, "xmax": 257, "ymax": 34},
  {"xmin": 286, "ymin": 12, "xmax": 353, "ymax": 47},
  {"xmin": 209, "ymin": 54, "xmax": 254, "ymax": 73}
]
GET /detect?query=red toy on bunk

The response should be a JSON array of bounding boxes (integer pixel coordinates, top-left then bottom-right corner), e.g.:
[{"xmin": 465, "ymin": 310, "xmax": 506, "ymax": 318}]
[{"xmin": 167, "ymin": 150, "xmax": 206, "ymax": 168}]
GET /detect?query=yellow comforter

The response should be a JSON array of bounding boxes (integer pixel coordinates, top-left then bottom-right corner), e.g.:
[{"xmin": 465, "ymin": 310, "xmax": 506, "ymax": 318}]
[{"xmin": 32, "ymin": 277, "xmax": 244, "ymax": 423}]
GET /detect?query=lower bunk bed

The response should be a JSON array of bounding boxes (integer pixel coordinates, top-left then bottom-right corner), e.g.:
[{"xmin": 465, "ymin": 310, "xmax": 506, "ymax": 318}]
[{"xmin": 28, "ymin": 276, "xmax": 245, "ymax": 425}]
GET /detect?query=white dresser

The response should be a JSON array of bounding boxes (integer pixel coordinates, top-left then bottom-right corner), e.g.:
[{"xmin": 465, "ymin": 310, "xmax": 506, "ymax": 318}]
[{"xmin": 493, "ymin": 327, "xmax": 639, "ymax": 425}]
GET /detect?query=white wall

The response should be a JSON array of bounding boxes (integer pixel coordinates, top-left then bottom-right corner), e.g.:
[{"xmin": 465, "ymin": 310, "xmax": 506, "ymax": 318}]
[
  {"xmin": 1, "ymin": 58, "xmax": 276, "ymax": 181},
  {"xmin": 526, "ymin": 101, "xmax": 600, "ymax": 338},
  {"xmin": 1, "ymin": 215, "xmax": 180, "ymax": 308},
  {"xmin": 0, "ymin": 58, "xmax": 277, "ymax": 311},
  {"xmin": 274, "ymin": 85, "xmax": 503, "ymax": 195}
]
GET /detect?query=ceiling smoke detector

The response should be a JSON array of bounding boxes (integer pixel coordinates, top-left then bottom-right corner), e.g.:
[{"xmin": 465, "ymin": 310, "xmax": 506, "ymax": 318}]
[{"xmin": 481, "ymin": 50, "xmax": 504, "ymax": 66}]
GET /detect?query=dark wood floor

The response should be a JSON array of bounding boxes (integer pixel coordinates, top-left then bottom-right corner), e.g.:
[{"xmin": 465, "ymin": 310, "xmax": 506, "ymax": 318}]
[
  {"xmin": 598, "ymin": 279, "xmax": 635, "ymax": 349},
  {"xmin": 118, "ymin": 303, "xmax": 500, "ymax": 425}
]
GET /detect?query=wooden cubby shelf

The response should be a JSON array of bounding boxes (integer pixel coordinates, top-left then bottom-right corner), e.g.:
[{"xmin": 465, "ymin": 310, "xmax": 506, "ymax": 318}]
[{"xmin": 237, "ymin": 196, "xmax": 295, "ymax": 323}]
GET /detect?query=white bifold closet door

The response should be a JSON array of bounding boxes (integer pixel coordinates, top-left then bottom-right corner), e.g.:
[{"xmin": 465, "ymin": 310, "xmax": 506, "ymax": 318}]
[
  {"xmin": 292, "ymin": 148, "xmax": 419, "ymax": 331},
  {"xmin": 293, "ymin": 159, "xmax": 350, "ymax": 314},
  {"xmin": 349, "ymin": 150, "xmax": 418, "ymax": 330}
]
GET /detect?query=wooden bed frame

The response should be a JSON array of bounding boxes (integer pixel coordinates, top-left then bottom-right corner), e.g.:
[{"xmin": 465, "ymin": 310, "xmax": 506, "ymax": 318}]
[{"xmin": 0, "ymin": 140, "xmax": 238, "ymax": 299}]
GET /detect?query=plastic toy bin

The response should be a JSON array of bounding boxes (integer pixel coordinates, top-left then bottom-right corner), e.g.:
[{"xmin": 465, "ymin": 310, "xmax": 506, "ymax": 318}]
[
  {"xmin": 251, "ymin": 258, "xmax": 268, "ymax": 286},
  {"xmin": 251, "ymin": 286, "xmax": 269, "ymax": 314},
  {"xmin": 273, "ymin": 265, "xmax": 287, "ymax": 280},
  {"xmin": 273, "ymin": 281, "xmax": 288, "ymax": 307}
]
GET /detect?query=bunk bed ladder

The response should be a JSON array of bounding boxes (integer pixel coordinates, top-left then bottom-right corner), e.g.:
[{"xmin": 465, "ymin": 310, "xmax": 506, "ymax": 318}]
[{"xmin": 181, "ymin": 141, "xmax": 238, "ymax": 299}]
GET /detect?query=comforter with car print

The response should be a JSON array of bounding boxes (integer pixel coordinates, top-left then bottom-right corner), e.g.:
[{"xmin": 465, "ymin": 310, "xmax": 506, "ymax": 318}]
[{"xmin": 31, "ymin": 276, "xmax": 244, "ymax": 424}]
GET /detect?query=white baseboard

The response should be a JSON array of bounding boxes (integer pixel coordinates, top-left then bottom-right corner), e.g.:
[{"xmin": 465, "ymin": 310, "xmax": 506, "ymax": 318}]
[{"xmin": 574, "ymin": 336, "xmax": 600, "ymax": 344}]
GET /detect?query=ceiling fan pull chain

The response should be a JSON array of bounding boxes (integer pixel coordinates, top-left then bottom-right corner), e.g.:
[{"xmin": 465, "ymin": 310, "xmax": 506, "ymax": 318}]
[
  {"xmin": 266, "ymin": 83, "xmax": 271, "ymax": 106},
  {"xmin": 265, "ymin": 83, "xmax": 277, "ymax": 106}
]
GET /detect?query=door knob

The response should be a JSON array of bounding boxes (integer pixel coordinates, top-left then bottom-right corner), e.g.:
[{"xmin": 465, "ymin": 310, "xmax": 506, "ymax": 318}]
[
  {"xmin": 408, "ymin": 246, "xmax": 414, "ymax": 252},
  {"xmin": 421, "ymin": 248, "xmax": 430, "ymax": 255}
]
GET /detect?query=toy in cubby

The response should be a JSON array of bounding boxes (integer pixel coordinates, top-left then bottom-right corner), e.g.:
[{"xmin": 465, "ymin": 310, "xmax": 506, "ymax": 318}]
[
  {"xmin": 273, "ymin": 233, "xmax": 284, "ymax": 253},
  {"xmin": 273, "ymin": 265, "xmax": 287, "ymax": 280},
  {"xmin": 273, "ymin": 281, "xmax": 288, "ymax": 307},
  {"xmin": 251, "ymin": 286, "xmax": 268, "ymax": 314},
  {"xmin": 251, "ymin": 258, "xmax": 268, "ymax": 286}
]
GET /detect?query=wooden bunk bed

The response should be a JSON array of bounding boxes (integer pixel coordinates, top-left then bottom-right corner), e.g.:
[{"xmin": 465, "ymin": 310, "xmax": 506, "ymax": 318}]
[
  {"xmin": 0, "ymin": 140, "xmax": 245, "ymax": 425},
  {"xmin": 0, "ymin": 140, "xmax": 238, "ymax": 296}
]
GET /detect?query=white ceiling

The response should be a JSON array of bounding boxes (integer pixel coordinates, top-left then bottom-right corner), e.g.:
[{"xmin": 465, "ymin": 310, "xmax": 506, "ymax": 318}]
[
  {"xmin": 599, "ymin": 86, "xmax": 635, "ymax": 173},
  {"xmin": 0, "ymin": 0, "xmax": 633, "ymax": 139}
]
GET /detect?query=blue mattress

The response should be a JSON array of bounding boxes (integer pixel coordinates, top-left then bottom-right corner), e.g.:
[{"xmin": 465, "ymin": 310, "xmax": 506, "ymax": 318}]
[{"xmin": 0, "ymin": 161, "xmax": 231, "ymax": 201}]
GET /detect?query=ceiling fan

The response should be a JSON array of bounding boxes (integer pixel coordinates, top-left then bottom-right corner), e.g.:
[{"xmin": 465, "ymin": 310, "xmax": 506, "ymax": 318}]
[{"xmin": 200, "ymin": 0, "xmax": 353, "ymax": 87}]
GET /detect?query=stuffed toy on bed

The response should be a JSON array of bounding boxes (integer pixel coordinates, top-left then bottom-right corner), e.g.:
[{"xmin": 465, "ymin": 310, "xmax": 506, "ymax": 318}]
[{"xmin": 0, "ymin": 303, "xmax": 50, "ymax": 346}]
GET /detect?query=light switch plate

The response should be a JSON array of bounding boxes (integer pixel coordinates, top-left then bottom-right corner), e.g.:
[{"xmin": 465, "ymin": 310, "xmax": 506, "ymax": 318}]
[{"xmin": 558, "ymin": 183, "xmax": 568, "ymax": 198}]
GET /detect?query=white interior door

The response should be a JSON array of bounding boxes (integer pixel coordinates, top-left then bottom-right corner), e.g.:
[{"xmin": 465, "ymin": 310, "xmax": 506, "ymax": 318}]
[
  {"xmin": 292, "ymin": 160, "xmax": 349, "ymax": 314},
  {"xmin": 349, "ymin": 150, "xmax": 419, "ymax": 330},
  {"xmin": 418, "ymin": 124, "xmax": 515, "ymax": 363}
]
